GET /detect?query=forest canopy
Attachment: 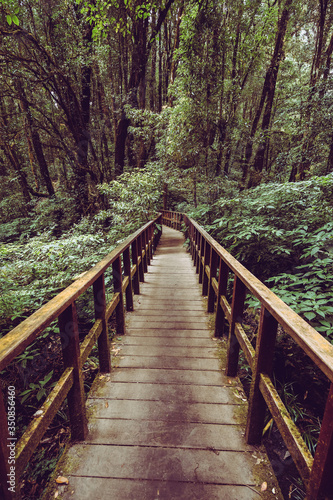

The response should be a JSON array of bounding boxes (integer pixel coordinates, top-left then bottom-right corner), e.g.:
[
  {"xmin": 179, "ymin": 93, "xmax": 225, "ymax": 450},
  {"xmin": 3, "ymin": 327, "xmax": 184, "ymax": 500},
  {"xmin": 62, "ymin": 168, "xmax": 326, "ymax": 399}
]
[{"xmin": 0, "ymin": 0, "xmax": 332, "ymax": 216}]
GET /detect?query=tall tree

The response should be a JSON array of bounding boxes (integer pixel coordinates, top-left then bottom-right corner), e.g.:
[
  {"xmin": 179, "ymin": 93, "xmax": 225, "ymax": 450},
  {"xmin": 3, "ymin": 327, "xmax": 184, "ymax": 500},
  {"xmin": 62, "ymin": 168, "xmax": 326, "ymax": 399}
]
[{"xmin": 245, "ymin": 0, "xmax": 293, "ymax": 187}]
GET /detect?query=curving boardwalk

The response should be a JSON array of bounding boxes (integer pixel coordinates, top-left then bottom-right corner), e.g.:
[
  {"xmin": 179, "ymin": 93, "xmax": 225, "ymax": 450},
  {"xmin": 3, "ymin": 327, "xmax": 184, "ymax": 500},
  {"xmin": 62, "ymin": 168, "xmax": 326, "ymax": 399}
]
[{"xmin": 54, "ymin": 226, "xmax": 280, "ymax": 500}]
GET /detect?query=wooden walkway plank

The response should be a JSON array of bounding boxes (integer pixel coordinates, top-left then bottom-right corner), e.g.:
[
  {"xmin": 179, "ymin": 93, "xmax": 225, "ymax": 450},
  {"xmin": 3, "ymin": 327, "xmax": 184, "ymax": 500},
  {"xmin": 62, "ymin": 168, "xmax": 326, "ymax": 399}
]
[{"xmin": 50, "ymin": 226, "xmax": 281, "ymax": 500}]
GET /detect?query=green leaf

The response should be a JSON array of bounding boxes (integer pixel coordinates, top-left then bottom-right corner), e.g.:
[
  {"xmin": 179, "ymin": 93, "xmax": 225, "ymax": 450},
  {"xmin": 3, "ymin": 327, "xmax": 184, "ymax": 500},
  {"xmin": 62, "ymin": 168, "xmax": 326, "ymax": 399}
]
[
  {"xmin": 304, "ymin": 311, "xmax": 316, "ymax": 321},
  {"xmin": 319, "ymin": 320, "xmax": 332, "ymax": 328},
  {"xmin": 12, "ymin": 15, "xmax": 19, "ymax": 26},
  {"xmin": 6, "ymin": 15, "xmax": 12, "ymax": 25},
  {"xmin": 37, "ymin": 388, "xmax": 46, "ymax": 401}
]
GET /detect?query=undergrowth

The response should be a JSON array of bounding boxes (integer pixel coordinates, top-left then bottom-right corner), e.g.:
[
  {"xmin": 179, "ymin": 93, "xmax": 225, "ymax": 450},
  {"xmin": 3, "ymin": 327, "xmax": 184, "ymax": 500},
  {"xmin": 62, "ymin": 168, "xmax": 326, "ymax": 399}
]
[{"xmin": 185, "ymin": 174, "xmax": 333, "ymax": 346}]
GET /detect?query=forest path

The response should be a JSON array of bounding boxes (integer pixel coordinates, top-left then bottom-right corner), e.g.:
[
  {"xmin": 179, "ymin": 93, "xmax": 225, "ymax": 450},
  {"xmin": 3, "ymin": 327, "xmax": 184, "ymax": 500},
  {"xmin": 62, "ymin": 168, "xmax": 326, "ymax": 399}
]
[{"xmin": 54, "ymin": 226, "xmax": 280, "ymax": 500}]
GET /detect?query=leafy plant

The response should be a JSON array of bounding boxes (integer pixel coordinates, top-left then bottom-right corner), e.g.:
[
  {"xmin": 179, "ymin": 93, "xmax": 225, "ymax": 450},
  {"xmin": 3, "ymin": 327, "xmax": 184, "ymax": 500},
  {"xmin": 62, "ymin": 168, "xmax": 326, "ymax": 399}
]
[{"xmin": 20, "ymin": 370, "xmax": 55, "ymax": 405}]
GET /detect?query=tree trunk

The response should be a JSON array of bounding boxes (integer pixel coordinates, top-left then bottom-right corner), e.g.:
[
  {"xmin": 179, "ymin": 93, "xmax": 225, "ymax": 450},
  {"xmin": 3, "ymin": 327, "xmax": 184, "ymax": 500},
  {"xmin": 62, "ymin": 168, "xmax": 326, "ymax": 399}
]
[
  {"xmin": 17, "ymin": 80, "xmax": 55, "ymax": 196},
  {"xmin": 149, "ymin": 12, "xmax": 157, "ymax": 111},
  {"xmin": 247, "ymin": 0, "xmax": 292, "ymax": 187},
  {"xmin": 168, "ymin": 2, "xmax": 184, "ymax": 106},
  {"xmin": 113, "ymin": 1, "xmax": 176, "ymax": 172},
  {"xmin": 114, "ymin": 112, "xmax": 130, "ymax": 177},
  {"xmin": 1, "ymin": 143, "xmax": 31, "ymax": 205},
  {"xmin": 326, "ymin": 136, "xmax": 333, "ymax": 174},
  {"xmin": 158, "ymin": 32, "xmax": 163, "ymax": 112},
  {"xmin": 294, "ymin": 0, "xmax": 330, "ymax": 181}
]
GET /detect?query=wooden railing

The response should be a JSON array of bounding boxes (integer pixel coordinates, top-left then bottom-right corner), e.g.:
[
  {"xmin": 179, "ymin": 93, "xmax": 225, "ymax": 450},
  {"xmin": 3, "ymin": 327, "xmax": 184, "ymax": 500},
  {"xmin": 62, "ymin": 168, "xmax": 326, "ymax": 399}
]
[
  {"xmin": 0, "ymin": 215, "xmax": 162, "ymax": 500},
  {"xmin": 162, "ymin": 209, "xmax": 333, "ymax": 500}
]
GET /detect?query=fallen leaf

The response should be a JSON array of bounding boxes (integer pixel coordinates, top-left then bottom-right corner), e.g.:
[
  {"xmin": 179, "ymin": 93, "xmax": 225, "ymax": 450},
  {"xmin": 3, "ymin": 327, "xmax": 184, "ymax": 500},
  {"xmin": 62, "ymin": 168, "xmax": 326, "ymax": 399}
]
[
  {"xmin": 261, "ymin": 481, "xmax": 267, "ymax": 492},
  {"xmin": 256, "ymin": 458, "xmax": 262, "ymax": 465},
  {"xmin": 272, "ymin": 487, "xmax": 276, "ymax": 494},
  {"xmin": 33, "ymin": 410, "xmax": 43, "ymax": 418},
  {"xmin": 99, "ymin": 375, "xmax": 105, "ymax": 379},
  {"xmin": 56, "ymin": 476, "xmax": 69, "ymax": 485},
  {"xmin": 54, "ymin": 492, "xmax": 59, "ymax": 498},
  {"xmin": 105, "ymin": 401, "xmax": 109, "ymax": 408}
]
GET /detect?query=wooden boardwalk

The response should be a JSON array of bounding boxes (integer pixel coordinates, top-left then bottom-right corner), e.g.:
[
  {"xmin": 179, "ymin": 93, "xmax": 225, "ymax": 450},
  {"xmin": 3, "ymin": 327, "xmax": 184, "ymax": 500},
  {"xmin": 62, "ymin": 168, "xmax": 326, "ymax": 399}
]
[{"xmin": 53, "ymin": 226, "xmax": 280, "ymax": 500}]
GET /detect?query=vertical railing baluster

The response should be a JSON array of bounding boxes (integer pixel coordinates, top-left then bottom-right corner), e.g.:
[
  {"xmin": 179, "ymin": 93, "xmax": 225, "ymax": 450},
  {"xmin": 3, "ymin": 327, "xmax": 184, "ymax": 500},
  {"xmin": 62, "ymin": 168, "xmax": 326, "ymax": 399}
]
[
  {"xmin": 307, "ymin": 382, "xmax": 333, "ymax": 499},
  {"xmin": 202, "ymin": 240, "xmax": 210, "ymax": 296},
  {"xmin": 112, "ymin": 256, "xmax": 125, "ymax": 335},
  {"xmin": 191, "ymin": 224, "xmax": 195, "ymax": 261},
  {"xmin": 150, "ymin": 224, "xmax": 154, "ymax": 259},
  {"xmin": 131, "ymin": 239, "xmax": 140, "ymax": 294},
  {"xmin": 215, "ymin": 259, "xmax": 229, "ymax": 337},
  {"xmin": 245, "ymin": 306, "xmax": 278, "ymax": 443},
  {"xmin": 123, "ymin": 247, "xmax": 134, "ymax": 312},
  {"xmin": 58, "ymin": 303, "xmax": 87, "ymax": 441},
  {"xmin": 226, "ymin": 276, "xmax": 246, "ymax": 376},
  {"xmin": 146, "ymin": 228, "xmax": 151, "ymax": 266},
  {"xmin": 207, "ymin": 248, "xmax": 218, "ymax": 312},
  {"xmin": 143, "ymin": 230, "xmax": 148, "ymax": 273},
  {"xmin": 198, "ymin": 235, "xmax": 204, "ymax": 284},
  {"xmin": 148, "ymin": 225, "xmax": 152, "ymax": 260},
  {"xmin": 194, "ymin": 229, "xmax": 199, "ymax": 269},
  {"xmin": 137, "ymin": 234, "xmax": 144, "ymax": 282},
  {"xmin": 154, "ymin": 219, "xmax": 161, "ymax": 250},
  {"xmin": 196, "ymin": 231, "xmax": 200, "ymax": 272},
  {"xmin": 93, "ymin": 274, "xmax": 111, "ymax": 373}
]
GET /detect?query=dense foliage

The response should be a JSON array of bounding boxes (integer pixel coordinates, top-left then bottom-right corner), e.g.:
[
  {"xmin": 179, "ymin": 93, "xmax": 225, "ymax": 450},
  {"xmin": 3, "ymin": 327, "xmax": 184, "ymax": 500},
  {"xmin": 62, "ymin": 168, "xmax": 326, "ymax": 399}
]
[{"xmin": 185, "ymin": 175, "xmax": 333, "ymax": 344}]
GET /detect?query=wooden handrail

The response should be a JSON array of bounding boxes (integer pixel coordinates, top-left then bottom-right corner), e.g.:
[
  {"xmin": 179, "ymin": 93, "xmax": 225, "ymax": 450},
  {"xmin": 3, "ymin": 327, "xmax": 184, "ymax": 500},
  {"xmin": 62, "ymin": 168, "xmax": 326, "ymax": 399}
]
[
  {"xmin": 0, "ymin": 214, "xmax": 162, "ymax": 500},
  {"xmin": 161, "ymin": 209, "xmax": 333, "ymax": 500}
]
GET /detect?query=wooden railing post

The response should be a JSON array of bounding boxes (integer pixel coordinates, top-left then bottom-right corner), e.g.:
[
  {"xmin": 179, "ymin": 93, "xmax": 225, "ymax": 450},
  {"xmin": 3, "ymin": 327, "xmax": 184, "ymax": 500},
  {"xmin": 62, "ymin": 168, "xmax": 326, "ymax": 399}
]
[
  {"xmin": 202, "ymin": 240, "xmax": 210, "ymax": 296},
  {"xmin": 131, "ymin": 239, "xmax": 140, "ymax": 294},
  {"xmin": 194, "ymin": 229, "xmax": 199, "ymax": 269},
  {"xmin": 307, "ymin": 382, "xmax": 333, "ymax": 499},
  {"xmin": 190, "ymin": 224, "xmax": 195, "ymax": 261},
  {"xmin": 149, "ymin": 224, "xmax": 154, "ymax": 260},
  {"xmin": 123, "ymin": 247, "xmax": 134, "ymax": 312},
  {"xmin": 215, "ymin": 259, "xmax": 229, "ymax": 337},
  {"xmin": 112, "ymin": 256, "xmax": 125, "ymax": 335},
  {"xmin": 198, "ymin": 235, "xmax": 204, "ymax": 282},
  {"xmin": 58, "ymin": 303, "xmax": 88, "ymax": 441},
  {"xmin": 226, "ymin": 276, "xmax": 246, "ymax": 377},
  {"xmin": 142, "ymin": 230, "xmax": 148, "ymax": 273},
  {"xmin": 154, "ymin": 218, "xmax": 162, "ymax": 249},
  {"xmin": 245, "ymin": 306, "xmax": 278, "ymax": 444},
  {"xmin": 0, "ymin": 389, "xmax": 14, "ymax": 500},
  {"xmin": 145, "ymin": 229, "xmax": 151, "ymax": 266},
  {"xmin": 207, "ymin": 248, "xmax": 218, "ymax": 313},
  {"xmin": 93, "ymin": 274, "xmax": 111, "ymax": 373},
  {"xmin": 137, "ymin": 234, "xmax": 144, "ymax": 282}
]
